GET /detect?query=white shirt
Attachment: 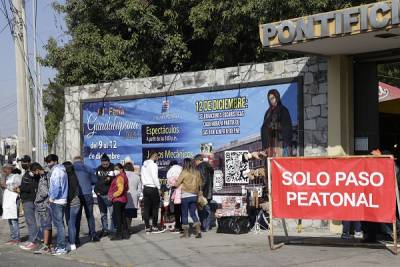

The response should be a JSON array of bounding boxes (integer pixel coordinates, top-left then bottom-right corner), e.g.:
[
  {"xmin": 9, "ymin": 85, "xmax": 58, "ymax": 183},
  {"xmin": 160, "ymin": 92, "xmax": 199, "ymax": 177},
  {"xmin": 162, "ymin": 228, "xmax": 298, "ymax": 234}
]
[{"xmin": 140, "ymin": 160, "xmax": 160, "ymax": 189}]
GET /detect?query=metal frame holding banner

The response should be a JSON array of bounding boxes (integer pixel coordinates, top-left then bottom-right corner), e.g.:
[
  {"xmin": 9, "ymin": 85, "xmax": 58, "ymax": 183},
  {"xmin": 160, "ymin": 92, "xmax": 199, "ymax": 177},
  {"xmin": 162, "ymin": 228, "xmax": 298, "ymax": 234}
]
[
  {"xmin": 267, "ymin": 155, "xmax": 400, "ymax": 255},
  {"xmin": 79, "ymin": 77, "xmax": 304, "ymax": 194}
]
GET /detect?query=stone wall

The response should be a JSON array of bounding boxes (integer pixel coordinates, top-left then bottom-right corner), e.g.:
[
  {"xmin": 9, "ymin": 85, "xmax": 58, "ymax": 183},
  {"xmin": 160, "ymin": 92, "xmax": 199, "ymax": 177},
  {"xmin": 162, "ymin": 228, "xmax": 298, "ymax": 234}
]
[{"xmin": 53, "ymin": 57, "xmax": 328, "ymax": 162}]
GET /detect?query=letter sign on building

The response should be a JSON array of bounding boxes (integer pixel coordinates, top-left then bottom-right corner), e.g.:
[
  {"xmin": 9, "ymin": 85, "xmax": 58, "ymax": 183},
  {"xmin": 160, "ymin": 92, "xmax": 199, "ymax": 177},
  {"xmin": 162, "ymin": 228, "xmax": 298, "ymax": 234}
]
[{"xmin": 260, "ymin": 0, "xmax": 400, "ymax": 48}]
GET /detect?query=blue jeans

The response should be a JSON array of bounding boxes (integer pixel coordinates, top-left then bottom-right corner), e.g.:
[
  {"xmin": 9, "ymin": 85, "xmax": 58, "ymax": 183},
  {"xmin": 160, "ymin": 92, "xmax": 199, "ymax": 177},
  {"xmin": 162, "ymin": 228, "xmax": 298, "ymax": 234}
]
[
  {"xmin": 37, "ymin": 208, "xmax": 52, "ymax": 230},
  {"xmin": 65, "ymin": 204, "xmax": 80, "ymax": 245},
  {"xmin": 282, "ymin": 146, "xmax": 290, "ymax": 157},
  {"xmin": 198, "ymin": 204, "xmax": 211, "ymax": 231},
  {"xmin": 342, "ymin": 221, "xmax": 361, "ymax": 234},
  {"xmin": 36, "ymin": 211, "xmax": 44, "ymax": 241},
  {"xmin": 181, "ymin": 196, "xmax": 199, "ymax": 225},
  {"xmin": 97, "ymin": 195, "xmax": 115, "ymax": 232},
  {"xmin": 50, "ymin": 203, "xmax": 66, "ymax": 249},
  {"xmin": 76, "ymin": 194, "xmax": 96, "ymax": 239},
  {"xmin": 22, "ymin": 201, "xmax": 39, "ymax": 242},
  {"xmin": 8, "ymin": 219, "xmax": 20, "ymax": 240}
]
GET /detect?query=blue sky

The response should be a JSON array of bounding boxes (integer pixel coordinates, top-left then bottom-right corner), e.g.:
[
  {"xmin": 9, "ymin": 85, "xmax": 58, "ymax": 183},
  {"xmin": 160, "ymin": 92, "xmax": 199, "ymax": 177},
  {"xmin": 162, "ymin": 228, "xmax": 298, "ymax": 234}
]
[{"xmin": 0, "ymin": 0, "xmax": 65, "ymax": 138}]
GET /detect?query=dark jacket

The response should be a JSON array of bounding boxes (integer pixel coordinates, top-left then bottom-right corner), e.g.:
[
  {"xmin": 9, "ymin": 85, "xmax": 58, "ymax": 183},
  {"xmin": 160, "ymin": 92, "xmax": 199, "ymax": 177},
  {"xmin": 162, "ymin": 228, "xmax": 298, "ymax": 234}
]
[
  {"xmin": 19, "ymin": 171, "xmax": 39, "ymax": 202},
  {"xmin": 73, "ymin": 161, "xmax": 97, "ymax": 196},
  {"xmin": 64, "ymin": 164, "xmax": 80, "ymax": 205},
  {"xmin": 94, "ymin": 163, "xmax": 115, "ymax": 196},
  {"xmin": 197, "ymin": 161, "xmax": 214, "ymax": 200},
  {"xmin": 261, "ymin": 89, "xmax": 293, "ymax": 150}
]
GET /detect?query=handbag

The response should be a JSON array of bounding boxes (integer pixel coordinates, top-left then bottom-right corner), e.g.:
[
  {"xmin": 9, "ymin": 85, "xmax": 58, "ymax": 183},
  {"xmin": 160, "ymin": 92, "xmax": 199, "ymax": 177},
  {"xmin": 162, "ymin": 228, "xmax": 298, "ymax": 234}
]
[{"xmin": 197, "ymin": 189, "xmax": 208, "ymax": 208}]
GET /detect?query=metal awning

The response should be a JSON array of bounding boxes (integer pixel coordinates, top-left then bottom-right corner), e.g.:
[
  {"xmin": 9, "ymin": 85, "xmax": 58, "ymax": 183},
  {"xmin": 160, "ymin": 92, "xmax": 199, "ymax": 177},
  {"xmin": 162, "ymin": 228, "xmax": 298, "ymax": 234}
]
[{"xmin": 379, "ymin": 81, "xmax": 400, "ymax": 114}]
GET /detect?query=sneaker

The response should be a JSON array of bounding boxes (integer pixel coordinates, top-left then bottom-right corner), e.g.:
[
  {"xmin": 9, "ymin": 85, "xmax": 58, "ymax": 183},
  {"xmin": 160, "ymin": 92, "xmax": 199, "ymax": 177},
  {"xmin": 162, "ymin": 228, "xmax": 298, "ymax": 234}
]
[
  {"xmin": 99, "ymin": 230, "xmax": 109, "ymax": 238},
  {"xmin": 145, "ymin": 227, "xmax": 152, "ymax": 235},
  {"xmin": 170, "ymin": 228, "xmax": 181, "ymax": 234},
  {"xmin": 91, "ymin": 235, "xmax": 100, "ymax": 242},
  {"xmin": 151, "ymin": 226, "xmax": 166, "ymax": 234},
  {"xmin": 34, "ymin": 245, "xmax": 51, "ymax": 254},
  {"xmin": 122, "ymin": 232, "xmax": 130, "ymax": 240},
  {"xmin": 109, "ymin": 233, "xmax": 122, "ymax": 241},
  {"xmin": 51, "ymin": 247, "xmax": 68, "ymax": 256},
  {"xmin": 68, "ymin": 244, "xmax": 77, "ymax": 251},
  {"xmin": 5, "ymin": 239, "xmax": 20, "ymax": 245},
  {"xmin": 354, "ymin": 231, "xmax": 363, "ymax": 239},
  {"xmin": 20, "ymin": 242, "xmax": 38, "ymax": 251},
  {"xmin": 341, "ymin": 233, "xmax": 351, "ymax": 240}
]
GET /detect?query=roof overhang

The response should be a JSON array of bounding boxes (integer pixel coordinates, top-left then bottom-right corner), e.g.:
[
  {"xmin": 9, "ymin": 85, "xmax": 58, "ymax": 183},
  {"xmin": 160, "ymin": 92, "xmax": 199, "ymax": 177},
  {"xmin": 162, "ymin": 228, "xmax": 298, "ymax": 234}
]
[{"xmin": 259, "ymin": 0, "xmax": 400, "ymax": 56}]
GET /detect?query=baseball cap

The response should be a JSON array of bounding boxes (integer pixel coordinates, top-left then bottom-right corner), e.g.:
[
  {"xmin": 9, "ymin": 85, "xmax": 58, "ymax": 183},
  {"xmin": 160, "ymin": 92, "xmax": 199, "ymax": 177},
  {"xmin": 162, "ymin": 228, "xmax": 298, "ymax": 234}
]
[{"xmin": 19, "ymin": 155, "xmax": 31, "ymax": 163}]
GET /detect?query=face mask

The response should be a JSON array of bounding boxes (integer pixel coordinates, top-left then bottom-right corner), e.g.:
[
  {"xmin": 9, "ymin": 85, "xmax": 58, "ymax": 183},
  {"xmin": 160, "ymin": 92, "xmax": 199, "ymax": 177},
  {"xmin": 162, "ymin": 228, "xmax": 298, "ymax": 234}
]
[
  {"xmin": 22, "ymin": 164, "xmax": 30, "ymax": 171},
  {"xmin": 46, "ymin": 162, "xmax": 55, "ymax": 169},
  {"xmin": 114, "ymin": 170, "xmax": 121, "ymax": 176},
  {"xmin": 28, "ymin": 171, "xmax": 34, "ymax": 177}
]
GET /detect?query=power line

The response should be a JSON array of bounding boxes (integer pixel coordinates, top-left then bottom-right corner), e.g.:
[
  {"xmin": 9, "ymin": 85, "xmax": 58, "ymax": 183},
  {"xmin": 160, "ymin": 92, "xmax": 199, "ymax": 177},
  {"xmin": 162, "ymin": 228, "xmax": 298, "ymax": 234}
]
[
  {"xmin": 2, "ymin": 0, "xmax": 38, "ymax": 90},
  {"xmin": 0, "ymin": 100, "xmax": 17, "ymax": 111},
  {"xmin": 0, "ymin": 0, "xmax": 13, "ymax": 34},
  {"xmin": 0, "ymin": 22, "xmax": 7, "ymax": 34}
]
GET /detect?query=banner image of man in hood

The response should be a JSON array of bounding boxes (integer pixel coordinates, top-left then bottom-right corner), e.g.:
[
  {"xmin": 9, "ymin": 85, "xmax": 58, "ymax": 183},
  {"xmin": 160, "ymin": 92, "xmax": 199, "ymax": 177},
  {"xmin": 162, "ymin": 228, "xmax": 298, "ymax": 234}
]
[{"xmin": 261, "ymin": 89, "xmax": 293, "ymax": 157}]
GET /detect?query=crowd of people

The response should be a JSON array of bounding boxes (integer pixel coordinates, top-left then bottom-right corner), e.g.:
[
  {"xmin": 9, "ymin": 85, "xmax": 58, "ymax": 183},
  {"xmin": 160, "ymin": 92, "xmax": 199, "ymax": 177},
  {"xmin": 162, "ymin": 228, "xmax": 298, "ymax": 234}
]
[{"xmin": 0, "ymin": 151, "xmax": 214, "ymax": 256}]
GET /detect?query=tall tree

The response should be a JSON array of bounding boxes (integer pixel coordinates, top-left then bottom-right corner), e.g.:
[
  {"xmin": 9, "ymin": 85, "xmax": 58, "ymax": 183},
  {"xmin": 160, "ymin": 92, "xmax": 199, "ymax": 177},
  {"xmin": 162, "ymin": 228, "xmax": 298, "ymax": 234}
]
[{"xmin": 42, "ymin": 0, "xmax": 377, "ymax": 148}]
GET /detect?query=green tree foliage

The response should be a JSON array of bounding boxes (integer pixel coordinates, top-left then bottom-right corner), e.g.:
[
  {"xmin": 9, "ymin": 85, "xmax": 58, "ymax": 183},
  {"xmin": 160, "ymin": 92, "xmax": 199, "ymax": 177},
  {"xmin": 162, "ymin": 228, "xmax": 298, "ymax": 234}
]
[
  {"xmin": 42, "ymin": 0, "xmax": 377, "ymax": 147},
  {"xmin": 43, "ymin": 82, "xmax": 65, "ymax": 148},
  {"xmin": 378, "ymin": 63, "xmax": 400, "ymax": 88}
]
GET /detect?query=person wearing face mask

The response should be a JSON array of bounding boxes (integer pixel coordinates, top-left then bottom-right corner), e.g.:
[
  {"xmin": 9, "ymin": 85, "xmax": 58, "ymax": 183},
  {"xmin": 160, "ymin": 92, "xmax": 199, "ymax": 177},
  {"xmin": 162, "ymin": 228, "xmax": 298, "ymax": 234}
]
[
  {"xmin": 45, "ymin": 154, "xmax": 69, "ymax": 256},
  {"xmin": 18, "ymin": 155, "xmax": 41, "ymax": 251},
  {"xmin": 1, "ymin": 164, "xmax": 22, "ymax": 245},
  {"xmin": 141, "ymin": 150, "xmax": 165, "ymax": 234},
  {"xmin": 31, "ymin": 163, "xmax": 52, "ymax": 254},
  {"xmin": 108, "ymin": 163, "xmax": 129, "ymax": 240},
  {"xmin": 94, "ymin": 154, "xmax": 116, "ymax": 237},
  {"xmin": 73, "ymin": 156, "xmax": 99, "ymax": 243},
  {"xmin": 63, "ymin": 161, "xmax": 81, "ymax": 251}
]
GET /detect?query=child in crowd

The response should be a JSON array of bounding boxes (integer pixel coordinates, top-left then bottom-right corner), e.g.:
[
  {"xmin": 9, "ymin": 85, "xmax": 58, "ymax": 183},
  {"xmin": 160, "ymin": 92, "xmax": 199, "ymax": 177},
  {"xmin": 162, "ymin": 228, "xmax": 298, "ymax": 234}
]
[{"xmin": 31, "ymin": 163, "xmax": 53, "ymax": 254}]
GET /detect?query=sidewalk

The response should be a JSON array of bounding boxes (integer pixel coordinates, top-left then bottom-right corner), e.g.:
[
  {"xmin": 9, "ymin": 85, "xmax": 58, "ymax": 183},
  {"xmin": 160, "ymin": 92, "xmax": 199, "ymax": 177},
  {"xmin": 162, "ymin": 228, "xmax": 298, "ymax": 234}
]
[{"xmin": 1, "ymin": 212, "xmax": 400, "ymax": 267}]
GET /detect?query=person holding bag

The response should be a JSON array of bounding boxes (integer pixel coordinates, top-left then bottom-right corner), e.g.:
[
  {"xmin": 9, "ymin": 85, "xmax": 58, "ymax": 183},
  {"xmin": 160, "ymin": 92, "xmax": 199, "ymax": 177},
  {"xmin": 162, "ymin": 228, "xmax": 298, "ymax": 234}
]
[
  {"xmin": 175, "ymin": 158, "xmax": 202, "ymax": 238},
  {"xmin": 167, "ymin": 160, "xmax": 183, "ymax": 233}
]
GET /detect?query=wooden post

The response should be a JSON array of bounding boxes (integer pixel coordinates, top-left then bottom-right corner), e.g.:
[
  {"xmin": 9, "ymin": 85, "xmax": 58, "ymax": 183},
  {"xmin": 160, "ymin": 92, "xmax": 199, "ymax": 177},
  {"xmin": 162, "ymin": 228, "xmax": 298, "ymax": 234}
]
[
  {"xmin": 267, "ymin": 157, "xmax": 274, "ymax": 250},
  {"xmin": 394, "ymin": 164, "xmax": 400, "ymax": 255},
  {"xmin": 282, "ymin": 218, "xmax": 289, "ymax": 241},
  {"xmin": 393, "ymin": 221, "xmax": 397, "ymax": 255},
  {"xmin": 267, "ymin": 158, "xmax": 284, "ymax": 250}
]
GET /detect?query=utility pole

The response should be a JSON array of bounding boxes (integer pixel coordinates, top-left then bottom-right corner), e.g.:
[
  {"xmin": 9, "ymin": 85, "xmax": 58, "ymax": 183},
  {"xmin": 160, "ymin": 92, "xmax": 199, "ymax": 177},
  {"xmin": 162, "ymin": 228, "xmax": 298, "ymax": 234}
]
[
  {"xmin": 32, "ymin": 0, "xmax": 41, "ymax": 162},
  {"xmin": 12, "ymin": 0, "xmax": 31, "ymax": 158}
]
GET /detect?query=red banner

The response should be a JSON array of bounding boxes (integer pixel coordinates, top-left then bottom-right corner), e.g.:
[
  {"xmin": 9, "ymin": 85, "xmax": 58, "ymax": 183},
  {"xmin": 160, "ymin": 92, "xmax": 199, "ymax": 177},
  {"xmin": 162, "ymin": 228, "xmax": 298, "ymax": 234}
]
[{"xmin": 270, "ymin": 157, "xmax": 396, "ymax": 223}]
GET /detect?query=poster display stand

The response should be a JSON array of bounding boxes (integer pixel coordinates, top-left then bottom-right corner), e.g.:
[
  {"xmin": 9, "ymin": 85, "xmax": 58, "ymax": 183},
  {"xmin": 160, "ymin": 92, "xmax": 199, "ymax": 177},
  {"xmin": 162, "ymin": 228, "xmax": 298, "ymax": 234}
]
[{"xmin": 267, "ymin": 156, "xmax": 399, "ymax": 255}]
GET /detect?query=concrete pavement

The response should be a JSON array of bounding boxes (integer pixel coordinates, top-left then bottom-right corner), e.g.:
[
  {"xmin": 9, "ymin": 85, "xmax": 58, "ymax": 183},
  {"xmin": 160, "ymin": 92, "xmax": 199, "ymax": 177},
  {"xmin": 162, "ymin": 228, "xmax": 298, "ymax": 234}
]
[{"xmin": 1, "ymin": 216, "xmax": 400, "ymax": 267}]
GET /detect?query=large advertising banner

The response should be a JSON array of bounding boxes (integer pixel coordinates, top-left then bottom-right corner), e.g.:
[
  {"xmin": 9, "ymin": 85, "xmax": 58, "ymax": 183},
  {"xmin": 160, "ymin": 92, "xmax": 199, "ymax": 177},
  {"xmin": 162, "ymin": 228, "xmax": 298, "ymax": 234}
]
[
  {"xmin": 82, "ymin": 81, "xmax": 300, "ymax": 172},
  {"xmin": 270, "ymin": 157, "xmax": 396, "ymax": 223}
]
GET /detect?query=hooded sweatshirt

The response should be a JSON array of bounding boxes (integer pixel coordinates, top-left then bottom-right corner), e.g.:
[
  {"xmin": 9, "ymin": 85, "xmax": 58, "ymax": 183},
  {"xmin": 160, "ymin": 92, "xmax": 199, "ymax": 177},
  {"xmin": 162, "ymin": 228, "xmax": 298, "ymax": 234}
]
[
  {"xmin": 140, "ymin": 159, "xmax": 160, "ymax": 189},
  {"xmin": 35, "ymin": 173, "xmax": 50, "ymax": 213},
  {"xmin": 94, "ymin": 163, "xmax": 115, "ymax": 195},
  {"xmin": 19, "ymin": 171, "xmax": 39, "ymax": 203},
  {"xmin": 48, "ymin": 164, "xmax": 69, "ymax": 205}
]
